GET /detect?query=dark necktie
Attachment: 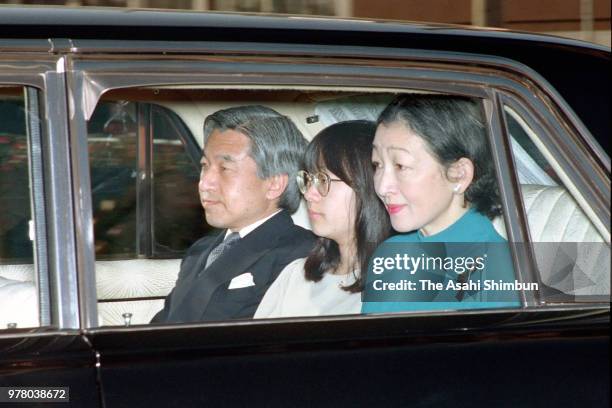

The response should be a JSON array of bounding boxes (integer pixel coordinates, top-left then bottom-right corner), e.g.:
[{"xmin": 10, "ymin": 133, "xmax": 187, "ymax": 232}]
[{"xmin": 204, "ymin": 232, "xmax": 240, "ymax": 270}]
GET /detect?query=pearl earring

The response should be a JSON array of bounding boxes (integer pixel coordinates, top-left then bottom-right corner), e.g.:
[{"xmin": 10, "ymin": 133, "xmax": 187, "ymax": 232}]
[{"xmin": 453, "ymin": 184, "xmax": 461, "ymax": 193}]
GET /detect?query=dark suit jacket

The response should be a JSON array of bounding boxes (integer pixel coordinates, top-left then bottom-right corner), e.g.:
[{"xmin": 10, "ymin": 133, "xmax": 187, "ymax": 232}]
[{"xmin": 151, "ymin": 210, "xmax": 316, "ymax": 323}]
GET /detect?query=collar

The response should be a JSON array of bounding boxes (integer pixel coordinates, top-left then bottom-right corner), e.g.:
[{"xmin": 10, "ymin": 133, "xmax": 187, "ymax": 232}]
[
  {"xmin": 417, "ymin": 208, "xmax": 486, "ymax": 242},
  {"xmin": 224, "ymin": 209, "xmax": 283, "ymax": 239}
]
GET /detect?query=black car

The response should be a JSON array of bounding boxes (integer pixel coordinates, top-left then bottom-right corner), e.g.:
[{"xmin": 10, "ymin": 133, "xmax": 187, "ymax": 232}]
[{"xmin": 0, "ymin": 6, "xmax": 609, "ymax": 407}]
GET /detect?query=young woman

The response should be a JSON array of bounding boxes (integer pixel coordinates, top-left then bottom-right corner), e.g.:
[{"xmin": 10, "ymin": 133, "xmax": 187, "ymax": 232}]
[
  {"xmin": 362, "ymin": 95, "xmax": 519, "ymax": 312},
  {"xmin": 255, "ymin": 120, "xmax": 391, "ymax": 318}
]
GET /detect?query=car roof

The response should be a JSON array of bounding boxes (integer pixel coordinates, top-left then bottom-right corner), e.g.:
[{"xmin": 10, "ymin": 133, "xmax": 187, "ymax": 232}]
[
  {"xmin": 0, "ymin": 6, "xmax": 609, "ymax": 152},
  {"xmin": 0, "ymin": 6, "xmax": 607, "ymax": 50}
]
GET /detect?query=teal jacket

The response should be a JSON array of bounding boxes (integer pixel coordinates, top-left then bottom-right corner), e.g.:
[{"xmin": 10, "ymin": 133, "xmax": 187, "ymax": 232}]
[{"xmin": 362, "ymin": 208, "xmax": 520, "ymax": 313}]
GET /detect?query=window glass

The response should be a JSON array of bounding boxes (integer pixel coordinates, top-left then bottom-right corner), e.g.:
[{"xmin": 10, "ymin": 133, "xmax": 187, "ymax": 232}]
[
  {"xmin": 88, "ymin": 101, "xmax": 138, "ymax": 258},
  {"xmin": 88, "ymin": 87, "xmax": 526, "ymax": 327},
  {"xmin": 504, "ymin": 105, "xmax": 610, "ymax": 302},
  {"xmin": 0, "ymin": 86, "xmax": 39, "ymax": 329},
  {"xmin": 152, "ymin": 105, "xmax": 207, "ymax": 256}
]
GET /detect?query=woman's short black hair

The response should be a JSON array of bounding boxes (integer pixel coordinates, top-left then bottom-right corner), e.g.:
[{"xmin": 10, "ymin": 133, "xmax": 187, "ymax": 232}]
[
  {"xmin": 303, "ymin": 120, "xmax": 392, "ymax": 292},
  {"xmin": 378, "ymin": 94, "xmax": 502, "ymax": 219}
]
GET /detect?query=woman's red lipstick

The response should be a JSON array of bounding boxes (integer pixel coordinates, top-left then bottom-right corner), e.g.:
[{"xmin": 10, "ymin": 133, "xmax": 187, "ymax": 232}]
[{"xmin": 386, "ymin": 204, "xmax": 404, "ymax": 215}]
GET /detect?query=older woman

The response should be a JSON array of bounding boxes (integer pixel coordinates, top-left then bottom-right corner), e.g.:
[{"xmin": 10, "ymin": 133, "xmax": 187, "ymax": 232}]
[
  {"xmin": 362, "ymin": 95, "xmax": 519, "ymax": 312},
  {"xmin": 255, "ymin": 120, "xmax": 391, "ymax": 318}
]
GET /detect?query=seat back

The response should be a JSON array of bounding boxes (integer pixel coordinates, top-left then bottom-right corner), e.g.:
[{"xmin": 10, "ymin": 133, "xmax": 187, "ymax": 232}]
[
  {"xmin": 0, "ymin": 274, "xmax": 38, "ymax": 328},
  {"xmin": 492, "ymin": 184, "xmax": 604, "ymax": 242},
  {"xmin": 493, "ymin": 184, "xmax": 608, "ymax": 297},
  {"xmin": 96, "ymin": 258, "xmax": 181, "ymax": 325}
]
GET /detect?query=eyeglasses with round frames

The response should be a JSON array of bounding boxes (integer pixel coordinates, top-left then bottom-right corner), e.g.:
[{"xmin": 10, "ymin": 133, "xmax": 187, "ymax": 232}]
[{"xmin": 296, "ymin": 170, "xmax": 343, "ymax": 197}]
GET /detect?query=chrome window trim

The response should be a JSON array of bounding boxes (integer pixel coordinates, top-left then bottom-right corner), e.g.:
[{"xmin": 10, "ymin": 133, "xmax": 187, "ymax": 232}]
[
  {"xmin": 0, "ymin": 56, "xmax": 81, "ymax": 333},
  {"xmin": 44, "ymin": 65, "xmax": 82, "ymax": 330},
  {"xmin": 72, "ymin": 59, "xmax": 490, "ymax": 120},
  {"xmin": 486, "ymin": 91, "xmax": 539, "ymax": 307},
  {"xmin": 0, "ymin": 39, "xmax": 55, "ymax": 53},
  {"xmin": 0, "ymin": 55, "xmax": 49, "ymax": 89},
  {"xmin": 64, "ymin": 57, "xmax": 98, "ymax": 329},
  {"xmin": 25, "ymin": 87, "xmax": 51, "ymax": 326}
]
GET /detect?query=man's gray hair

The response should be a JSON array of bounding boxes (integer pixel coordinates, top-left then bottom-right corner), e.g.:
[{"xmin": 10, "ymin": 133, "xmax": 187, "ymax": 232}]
[{"xmin": 203, "ymin": 105, "xmax": 308, "ymax": 214}]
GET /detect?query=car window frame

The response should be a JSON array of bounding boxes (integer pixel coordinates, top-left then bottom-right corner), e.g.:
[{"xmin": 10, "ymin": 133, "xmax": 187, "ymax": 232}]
[
  {"xmin": 65, "ymin": 46, "xmax": 609, "ymax": 332},
  {"xmin": 0, "ymin": 53, "xmax": 78, "ymax": 332},
  {"xmin": 497, "ymin": 93, "xmax": 610, "ymax": 239},
  {"xmin": 494, "ymin": 91, "xmax": 610, "ymax": 305}
]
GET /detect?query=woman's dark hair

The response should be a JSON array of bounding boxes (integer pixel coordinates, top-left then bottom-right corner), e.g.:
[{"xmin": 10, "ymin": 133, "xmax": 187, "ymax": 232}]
[
  {"xmin": 378, "ymin": 94, "xmax": 502, "ymax": 219},
  {"xmin": 303, "ymin": 120, "xmax": 392, "ymax": 293}
]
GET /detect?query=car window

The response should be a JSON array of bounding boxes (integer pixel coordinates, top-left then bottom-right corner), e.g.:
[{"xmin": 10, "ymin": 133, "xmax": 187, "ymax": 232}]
[
  {"xmin": 0, "ymin": 86, "xmax": 40, "ymax": 329},
  {"xmin": 503, "ymin": 105, "xmax": 610, "ymax": 302},
  {"xmin": 84, "ymin": 87, "xmax": 531, "ymax": 326}
]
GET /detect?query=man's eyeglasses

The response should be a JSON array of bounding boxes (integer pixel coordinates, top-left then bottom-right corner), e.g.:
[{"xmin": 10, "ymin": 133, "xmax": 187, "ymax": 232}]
[{"xmin": 296, "ymin": 170, "xmax": 343, "ymax": 197}]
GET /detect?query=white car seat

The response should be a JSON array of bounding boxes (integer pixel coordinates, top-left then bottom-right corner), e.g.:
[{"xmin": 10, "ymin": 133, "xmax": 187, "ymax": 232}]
[
  {"xmin": 0, "ymin": 276, "xmax": 38, "ymax": 328},
  {"xmin": 493, "ymin": 184, "xmax": 608, "ymax": 297}
]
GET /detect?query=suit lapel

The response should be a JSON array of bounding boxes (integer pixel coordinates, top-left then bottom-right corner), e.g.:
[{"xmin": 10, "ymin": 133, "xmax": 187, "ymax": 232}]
[
  {"xmin": 165, "ymin": 232, "xmax": 225, "ymax": 322},
  {"xmin": 190, "ymin": 211, "xmax": 294, "ymax": 317}
]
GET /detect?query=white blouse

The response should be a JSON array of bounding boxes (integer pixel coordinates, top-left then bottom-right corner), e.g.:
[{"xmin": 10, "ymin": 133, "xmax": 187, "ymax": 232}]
[{"xmin": 254, "ymin": 258, "xmax": 362, "ymax": 318}]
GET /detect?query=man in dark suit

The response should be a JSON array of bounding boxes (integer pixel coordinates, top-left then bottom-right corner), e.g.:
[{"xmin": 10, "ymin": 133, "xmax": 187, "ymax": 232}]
[{"xmin": 151, "ymin": 106, "xmax": 315, "ymax": 323}]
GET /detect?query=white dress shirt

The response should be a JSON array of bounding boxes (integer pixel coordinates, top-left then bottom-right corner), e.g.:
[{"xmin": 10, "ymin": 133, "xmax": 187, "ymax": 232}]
[{"xmin": 225, "ymin": 209, "xmax": 282, "ymax": 239}]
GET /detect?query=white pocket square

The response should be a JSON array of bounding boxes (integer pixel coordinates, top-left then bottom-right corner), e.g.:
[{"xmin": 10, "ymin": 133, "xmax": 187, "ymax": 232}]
[{"xmin": 228, "ymin": 272, "xmax": 255, "ymax": 289}]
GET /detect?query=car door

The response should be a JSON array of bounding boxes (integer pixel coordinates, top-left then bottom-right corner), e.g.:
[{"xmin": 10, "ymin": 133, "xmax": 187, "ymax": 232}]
[
  {"xmin": 0, "ymin": 47, "xmax": 100, "ymax": 407},
  {"xmin": 66, "ymin": 41, "xmax": 609, "ymax": 407}
]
